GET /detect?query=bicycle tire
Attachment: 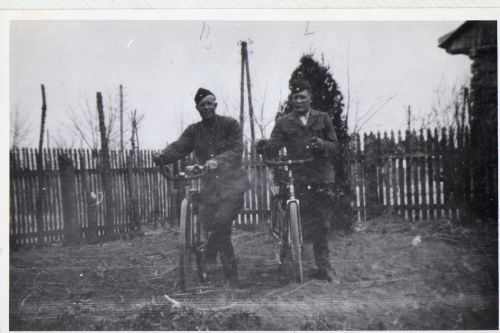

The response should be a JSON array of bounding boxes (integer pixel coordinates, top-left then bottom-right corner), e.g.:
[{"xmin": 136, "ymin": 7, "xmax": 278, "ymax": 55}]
[
  {"xmin": 193, "ymin": 213, "xmax": 208, "ymax": 282},
  {"xmin": 288, "ymin": 201, "xmax": 304, "ymax": 283},
  {"xmin": 178, "ymin": 199, "xmax": 190, "ymax": 290},
  {"xmin": 270, "ymin": 196, "xmax": 286, "ymax": 264}
]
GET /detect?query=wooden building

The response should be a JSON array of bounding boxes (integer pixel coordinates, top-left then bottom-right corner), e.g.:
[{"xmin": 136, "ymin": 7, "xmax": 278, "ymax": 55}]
[{"xmin": 439, "ymin": 21, "xmax": 497, "ymax": 219}]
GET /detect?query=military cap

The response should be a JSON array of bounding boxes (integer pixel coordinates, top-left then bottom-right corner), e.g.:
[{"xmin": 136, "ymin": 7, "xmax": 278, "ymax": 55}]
[
  {"xmin": 194, "ymin": 88, "xmax": 215, "ymax": 105},
  {"xmin": 290, "ymin": 79, "xmax": 312, "ymax": 94}
]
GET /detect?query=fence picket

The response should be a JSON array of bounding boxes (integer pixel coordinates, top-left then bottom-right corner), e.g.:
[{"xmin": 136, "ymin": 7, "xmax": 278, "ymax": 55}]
[
  {"xmin": 9, "ymin": 126, "xmax": 485, "ymax": 246},
  {"xmin": 419, "ymin": 130, "xmax": 428, "ymax": 221}
]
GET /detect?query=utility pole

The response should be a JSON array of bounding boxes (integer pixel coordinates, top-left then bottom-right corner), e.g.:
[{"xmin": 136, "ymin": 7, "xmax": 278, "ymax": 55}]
[
  {"xmin": 239, "ymin": 41, "xmax": 256, "ymax": 155},
  {"xmin": 239, "ymin": 42, "xmax": 245, "ymax": 128},
  {"xmin": 243, "ymin": 42, "xmax": 256, "ymax": 149}
]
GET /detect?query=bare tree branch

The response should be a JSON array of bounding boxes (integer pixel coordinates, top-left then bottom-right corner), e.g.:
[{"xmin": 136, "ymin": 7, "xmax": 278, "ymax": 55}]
[{"xmin": 11, "ymin": 106, "xmax": 33, "ymax": 148}]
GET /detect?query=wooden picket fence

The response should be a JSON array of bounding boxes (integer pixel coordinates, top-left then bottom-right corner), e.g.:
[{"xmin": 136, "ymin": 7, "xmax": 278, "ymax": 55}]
[
  {"xmin": 348, "ymin": 127, "xmax": 495, "ymax": 222},
  {"xmin": 10, "ymin": 126, "xmax": 492, "ymax": 246},
  {"xmin": 9, "ymin": 146, "xmax": 271, "ymax": 246}
]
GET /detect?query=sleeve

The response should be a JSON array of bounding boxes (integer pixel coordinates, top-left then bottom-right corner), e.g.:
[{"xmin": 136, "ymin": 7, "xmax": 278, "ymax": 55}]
[
  {"xmin": 322, "ymin": 114, "xmax": 339, "ymax": 157},
  {"xmin": 212, "ymin": 118, "xmax": 244, "ymax": 172},
  {"xmin": 158, "ymin": 124, "xmax": 196, "ymax": 163},
  {"xmin": 263, "ymin": 119, "xmax": 287, "ymax": 157}
]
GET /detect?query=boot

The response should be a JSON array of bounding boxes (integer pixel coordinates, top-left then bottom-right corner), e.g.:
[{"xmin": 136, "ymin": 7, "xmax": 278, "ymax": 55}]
[{"xmin": 220, "ymin": 249, "xmax": 239, "ymax": 288}]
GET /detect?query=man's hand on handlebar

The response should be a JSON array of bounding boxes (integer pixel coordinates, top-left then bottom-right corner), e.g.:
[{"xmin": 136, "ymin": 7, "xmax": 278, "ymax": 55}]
[
  {"xmin": 185, "ymin": 164, "xmax": 205, "ymax": 175},
  {"xmin": 308, "ymin": 137, "xmax": 325, "ymax": 153},
  {"xmin": 153, "ymin": 152, "xmax": 166, "ymax": 166},
  {"xmin": 204, "ymin": 159, "xmax": 218, "ymax": 171},
  {"xmin": 255, "ymin": 139, "xmax": 268, "ymax": 155}
]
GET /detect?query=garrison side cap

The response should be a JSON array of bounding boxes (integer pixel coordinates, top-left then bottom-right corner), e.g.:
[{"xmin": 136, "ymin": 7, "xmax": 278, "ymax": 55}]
[
  {"xmin": 194, "ymin": 88, "xmax": 215, "ymax": 105},
  {"xmin": 290, "ymin": 79, "xmax": 312, "ymax": 94}
]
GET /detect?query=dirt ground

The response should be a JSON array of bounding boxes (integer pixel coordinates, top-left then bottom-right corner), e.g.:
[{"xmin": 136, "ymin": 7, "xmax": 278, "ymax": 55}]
[{"xmin": 10, "ymin": 214, "xmax": 499, "ymax": 330}]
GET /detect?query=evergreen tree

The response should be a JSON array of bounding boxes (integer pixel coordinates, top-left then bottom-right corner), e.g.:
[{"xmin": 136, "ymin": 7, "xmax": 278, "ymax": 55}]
[
  {"xmin": 280, "ymin": 54, "xmax": 349, "ymax": 144},
  {"xmin": 280, "ymin": 54, "xmax": 354, "ymax": 230}
]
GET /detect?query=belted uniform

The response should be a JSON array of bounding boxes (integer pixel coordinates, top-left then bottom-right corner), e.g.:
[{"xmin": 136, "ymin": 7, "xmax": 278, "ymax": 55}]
[
  {"xmin": 265, "ymin": 109, "xmax": 339, "ymax": 272},
  {"xmin": 158, "ymin": 114, "xmax": 250, "ymax": 282}
]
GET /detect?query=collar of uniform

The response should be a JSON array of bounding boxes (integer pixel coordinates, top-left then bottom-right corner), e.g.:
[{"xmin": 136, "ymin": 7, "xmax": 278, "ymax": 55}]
[
  {"xmin": 201, "ymin": 114, "xmax": 220, "ymax": 128},
  {"xmin": 292, "ymin": 108, "xmax": 319, "ymax": 128},
  {"xmin": 300, "ymin": 109, "xmax": 311, "ymax": 122},
  {"xmin": 292, "ymin": 109, "xmax": 309, "ymax": 127},
  {"xmin": 305, "ymin": 109, "xmax": 322, "ymax": 127}
]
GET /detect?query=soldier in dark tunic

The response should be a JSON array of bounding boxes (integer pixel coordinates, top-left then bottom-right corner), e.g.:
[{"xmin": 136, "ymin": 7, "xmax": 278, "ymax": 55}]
[
  {"xmin": 154, "ymin": 88, "xmax": 249, "ymax": 287},
  {"xmin": 258, "ymin": 79, "xmax": 339, "ymax": 282}
]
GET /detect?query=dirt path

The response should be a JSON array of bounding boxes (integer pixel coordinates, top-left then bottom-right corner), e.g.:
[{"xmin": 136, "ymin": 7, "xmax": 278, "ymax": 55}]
[{"xmin": 10, "ymin": 216, "xmax": 498, "ymax": 330}]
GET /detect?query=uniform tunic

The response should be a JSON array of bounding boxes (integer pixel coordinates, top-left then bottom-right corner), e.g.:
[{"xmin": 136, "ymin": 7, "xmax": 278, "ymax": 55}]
[
  {"xmin": 265, "ymin": 109, "xmax": 339, "ymax": 271},
  {"xmin": 158, "ymin": 114, "xmax": 249, "ymax": 281}
]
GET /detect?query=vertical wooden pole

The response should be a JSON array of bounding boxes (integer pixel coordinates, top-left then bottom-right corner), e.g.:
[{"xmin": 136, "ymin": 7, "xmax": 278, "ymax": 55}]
[
  {"xmin": 412, "ymin": 131, "xmax": 420, "ymax": 221},
  {"xmin": 97, "ymin": 92, "xmax": 115, "ymax": 239},
  {"xmin": 397, "ymin": 131, "xmax": 406, "ymax": 219},
  {"xmin": 356, "ymin": 134, "xmax": 365, "ymax": 220},
  {"xmin": 80, "ymin": 150, "xmax": 98, "ymax": 243},
  {"xmin": 434, "ymin": 128, "xmax": 443, "ymax": 219},
  {"xmin": 59, "ymin": 153, "xmax": 81, "ymax": 245},
  {"xmin": 364, "ymin": 133, "xmax": 380, "ymax": 219},
  {"xmin": 390, "ymin": 131, "xmax": 397, "ymax": 212},
  {"xmin": 405, "ymin": 130, "xmax": 413, "ymax": 221},
  {"xmin": 239, "ymin": 42, "xmax": 245, "ymax": 128},
  {"xmin": 243, "ymin": 42, "xmax": 256, "ymax": 154},
  {"xmin": 120, "ymin": 84, "xmax": 124, "ymax": 152},
  {"xmin": 126, "ymin": 150, "xmax": 141, "ymax": 232},
  {"xmin": 382, "ymin": 132, "xmax": 391, "ymax": 211},
  {"xmin": 10, "ymin": 150, "xmax": 18, "ymax": 247},
  {"xmin": 36, "ymin": 84, "xmax": 47, "ymax": 244},
  {"xmin": 446, "ymin": 127, "xmax": 456, "ymax": 219},
  {"xmin": 419, "ymin": 129, "xmax": 428, "ymax": 221}
]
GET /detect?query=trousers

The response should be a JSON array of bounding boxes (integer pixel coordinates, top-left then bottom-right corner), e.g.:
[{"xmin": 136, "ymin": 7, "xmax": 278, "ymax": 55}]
[
  {"xmin": 296, "ymin": 184, "xmax": 335, "ymax": 271},
  {"xmin": 200, "ymin": 192, "xmax": 244, "ymax": 281}
]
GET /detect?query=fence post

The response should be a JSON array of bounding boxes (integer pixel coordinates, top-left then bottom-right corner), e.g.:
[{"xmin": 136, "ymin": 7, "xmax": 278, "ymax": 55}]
[
  {"xmin": 97, "ymin": 92, "xmax": 115, "ymax": 239},
  {"xmin": 80, "ymin": 150, "xmax": 98, "ymax": 243},
  {"xmin": 364, "ymin": 132, "xmax": 381, "ymax": 219},
  {"xmin": 59, "ymin": 153, "xmax": 81, "ymax": 245},
  {"xmin": 126, "ymin": 150, "xmax": 141, "ymax": 233}
]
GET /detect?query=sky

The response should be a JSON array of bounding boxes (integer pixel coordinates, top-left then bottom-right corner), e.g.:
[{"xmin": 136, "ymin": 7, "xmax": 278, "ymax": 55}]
[{"xmin": 10, "ymin": 20, "xmax": 471, "ymax": 149}]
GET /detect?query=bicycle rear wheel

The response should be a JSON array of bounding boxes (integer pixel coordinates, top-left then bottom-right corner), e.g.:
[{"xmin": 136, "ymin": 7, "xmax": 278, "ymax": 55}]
[
  {"xmin": 178, "ymin": 199, "xmax": 191, "ymax": 290},
  {"xmin": 288, "ymin": 201, "xmax": 304, "ymax": 283}
]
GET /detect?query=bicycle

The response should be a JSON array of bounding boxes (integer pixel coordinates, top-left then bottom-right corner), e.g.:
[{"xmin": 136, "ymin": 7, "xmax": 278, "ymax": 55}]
[
  {"xmin": 261, "ymin": 147, "xmax": 313, "ymax": 284},
  {"xmin": 158, "ymin": 163, "xmax": 208, "ymax": 290}
]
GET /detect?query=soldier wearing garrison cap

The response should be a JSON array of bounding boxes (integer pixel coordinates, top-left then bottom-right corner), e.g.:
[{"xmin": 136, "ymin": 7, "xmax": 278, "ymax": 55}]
[
  {"xmin": 154, "ymin": 88, "xmax": 250, "ymax": 287},
  {"xmin": 257, "ymin": 79, "xmax": 339, "ymax": 282}
]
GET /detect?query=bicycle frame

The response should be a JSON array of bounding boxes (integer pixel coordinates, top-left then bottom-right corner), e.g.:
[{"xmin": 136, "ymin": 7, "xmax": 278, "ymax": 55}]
[
  {"xmin": 263, "ymin": 147, "xmax": 312, "ymax": 282},
  {"xmin": 158, "ymin": 164, "xmax": 208, "ymax": 289}
]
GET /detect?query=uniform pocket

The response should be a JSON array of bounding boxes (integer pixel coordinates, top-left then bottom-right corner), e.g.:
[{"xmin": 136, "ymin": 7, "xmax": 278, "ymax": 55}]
[{"xmin": 310, "ymin": 123, "xmax": 325, "ymax": 137}]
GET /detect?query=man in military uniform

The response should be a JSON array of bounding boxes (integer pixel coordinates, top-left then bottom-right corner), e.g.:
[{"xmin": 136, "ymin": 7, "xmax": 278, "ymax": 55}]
[
  {"xmin": 154, "ymin": 88, "xmax": 249, "ymax": 287},
  {"xmin": 257, "ymin": 79, "xmax": 339, "ymax": 282}
]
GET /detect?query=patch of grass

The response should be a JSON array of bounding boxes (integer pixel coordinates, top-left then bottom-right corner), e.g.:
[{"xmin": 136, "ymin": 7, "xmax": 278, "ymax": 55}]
[{"xmin": 11, "ymin": 302, "xmax": 263, "ymax": 331}]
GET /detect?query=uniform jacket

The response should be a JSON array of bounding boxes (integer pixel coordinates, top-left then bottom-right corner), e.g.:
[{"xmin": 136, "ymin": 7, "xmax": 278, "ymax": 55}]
[
  {"xmin": 159, "ymin": 114, "xmax": 250, "ymax": 203},
  {"xmin": 265, "ymin": 109, "xmax": 339, "ymax": 185}
]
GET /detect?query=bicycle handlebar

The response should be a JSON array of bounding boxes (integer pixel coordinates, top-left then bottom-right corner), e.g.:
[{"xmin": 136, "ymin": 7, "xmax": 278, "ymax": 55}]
[
  {"xmin": 260, "ymin": 145, "xmax": 314, "ymax": 167},
  {"xmin": 263, "ymin": 156, "xmax": 314, "ymax": 167},
  {"xmin": 158, "ymin": 164, "xmax": 208, "ymax": 181}
]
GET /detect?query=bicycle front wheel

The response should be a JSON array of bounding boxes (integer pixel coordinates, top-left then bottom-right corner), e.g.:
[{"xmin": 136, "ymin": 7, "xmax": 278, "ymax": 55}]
[
  {"xmin": 270, "ymin": 196, "xmax": 286, "ymax": 264},
  {"xmin": 288, "ymin": 201, "xmax": 304, "ymax": 283},
  {"xmin": 193, "ymin": 213, "xmax": 208, "ymax": 282},
  {"xmin": 178, "ymin": 199, "xmax": 191, "ymax": 290}
]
